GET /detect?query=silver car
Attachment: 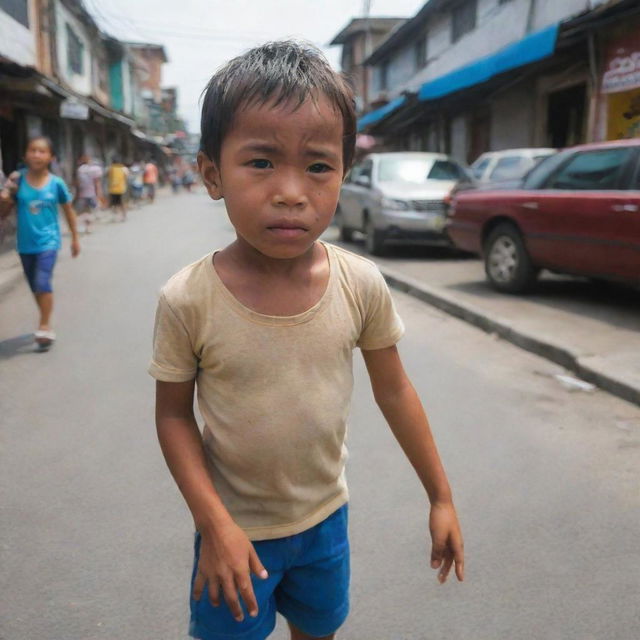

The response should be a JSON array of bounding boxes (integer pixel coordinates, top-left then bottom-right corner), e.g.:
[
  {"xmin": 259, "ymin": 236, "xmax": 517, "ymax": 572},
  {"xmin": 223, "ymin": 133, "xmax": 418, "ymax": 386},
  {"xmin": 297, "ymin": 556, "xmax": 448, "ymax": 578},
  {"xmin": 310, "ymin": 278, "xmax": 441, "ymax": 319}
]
[{"xmin": 336, "ymin": 152, "xmax": 472, "ymax": 255}]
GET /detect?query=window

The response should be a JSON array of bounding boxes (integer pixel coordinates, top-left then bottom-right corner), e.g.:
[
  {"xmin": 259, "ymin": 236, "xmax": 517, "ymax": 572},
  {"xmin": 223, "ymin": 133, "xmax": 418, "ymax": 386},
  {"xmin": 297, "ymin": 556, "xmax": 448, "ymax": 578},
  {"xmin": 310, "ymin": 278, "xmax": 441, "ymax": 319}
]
[
  {"xmin": 0, "ymin": 0, "xmax": 29, "ymax": 27},
  {"xmin": 428, "ymin": 160, "xmax": 466, "ymax": 181},
  {"xmin": 360, "ymin": 159, "xmax": 373, "ymax": 181},
  {"xmin": 489, "ymin": 156, "xmax": 530, "ymax": 181},
  {"xmin": 471, "ymin": 157, "xmax": 490, "ymax": 179},
  {"xmin": 452, "ymin": 0, "xmax": 477, "ymax": 43},
  {"xmin": 546, "ymin": 148, "xmax": 633, "ymax": 191},
  {"xmin": 378, "ymin": 156, "xmax": 465, "ymax": 183},
  {"xmin": 414, "ymin": 35, "xmax": 427, "ymax": 70},
  {"xmin": 378, "ymin": 61, "xmax": 389, "ymax": 91},
  {"xmin": 66, "ymin": 23, "xmax": 84, "ymax": 75},
  {"xmin": 341, "ymin": 43, "xmax": 353, "ymax": 72}
]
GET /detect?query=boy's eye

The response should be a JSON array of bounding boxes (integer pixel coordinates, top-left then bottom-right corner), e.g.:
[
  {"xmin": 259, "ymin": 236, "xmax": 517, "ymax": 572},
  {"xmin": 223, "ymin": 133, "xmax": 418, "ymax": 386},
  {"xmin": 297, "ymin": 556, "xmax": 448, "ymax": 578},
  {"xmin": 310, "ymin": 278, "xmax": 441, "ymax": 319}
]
[
  {"xmin": 308, "ymin": 163, "xmax": 332, "ymax": 174},
  {"xmin": 250, "ymin": 159, "xmax": 272, "ymax": 169}
]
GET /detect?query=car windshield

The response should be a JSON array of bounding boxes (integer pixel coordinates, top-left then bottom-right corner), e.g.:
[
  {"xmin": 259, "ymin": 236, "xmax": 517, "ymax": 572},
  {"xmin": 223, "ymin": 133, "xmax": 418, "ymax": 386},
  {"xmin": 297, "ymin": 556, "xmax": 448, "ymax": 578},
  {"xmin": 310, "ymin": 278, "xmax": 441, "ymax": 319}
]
[{"xmin": 378, "ymin": 156, "xmax": 464, "ymax": 183}]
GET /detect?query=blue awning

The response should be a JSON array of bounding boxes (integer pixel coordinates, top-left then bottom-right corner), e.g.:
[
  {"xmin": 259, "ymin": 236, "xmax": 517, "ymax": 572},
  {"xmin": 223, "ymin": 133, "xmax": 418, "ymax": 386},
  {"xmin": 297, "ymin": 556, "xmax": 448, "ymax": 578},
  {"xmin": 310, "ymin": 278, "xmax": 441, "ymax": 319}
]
[
  {"xmin": 357, "ymin": 95, "xmax": 407, "ymax": 131},
  {"xmin": 418, "ymin": 23, "xmax": 559, "ymax": 102}
]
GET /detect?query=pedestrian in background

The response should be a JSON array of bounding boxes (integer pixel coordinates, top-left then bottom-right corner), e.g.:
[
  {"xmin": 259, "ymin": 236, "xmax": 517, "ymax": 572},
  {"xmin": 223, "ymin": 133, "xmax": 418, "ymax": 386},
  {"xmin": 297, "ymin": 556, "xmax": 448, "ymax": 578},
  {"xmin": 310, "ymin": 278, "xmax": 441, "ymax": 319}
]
[
  {"xmin": 150, "ymin": 41, "xmax": 463, "ymax": 640},
  {"xmin": 128, "ymin": 161, "xmax": 144, "ymax": 207},
  {"xmin": 0, "ymin": 136, "xmax": 80, "ymax": 350},
  {"xmin": 143, "ymin": 159, "xmax": 158, "ymax": 203},
  {"xmin": 74, "ymin": 153, "xmax": 103, "ymax": 234},
  {"xmin": 107, "ymin": 157, "xmax": 129, "ymax": 222}
]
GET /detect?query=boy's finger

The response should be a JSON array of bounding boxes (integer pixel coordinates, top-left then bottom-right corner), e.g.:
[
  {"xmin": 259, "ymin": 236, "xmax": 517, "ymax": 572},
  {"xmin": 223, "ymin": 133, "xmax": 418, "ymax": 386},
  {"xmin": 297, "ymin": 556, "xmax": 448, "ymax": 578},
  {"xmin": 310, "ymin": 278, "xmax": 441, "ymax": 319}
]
[
  {"xmin": 430, "ymin": 539, "xmax": 446, "ymax": 568},
  {"xmin": 249, "ymin": 547, "xmax": 269, "ymax": 580},
  {"xmin": 221, "ymin": 575, "xmax": 244, "ymax": 622},
  {"xmin": 455, "ymin": 556, "xmax": 465, "ymax": 582},
  {"xmin": 192, "ymin": 569, "xmax": 205, "ymax": 601},
  {"xmin": 237, "ymin": 574, "xmax": 259, "ymax": 618},
  {"xmin": 438, "ymin": 553, "xmax": 454, "ymax": 584},
  {"xmin": 208, "ymin": 579, "xmax": 221, "ymax": 607}
]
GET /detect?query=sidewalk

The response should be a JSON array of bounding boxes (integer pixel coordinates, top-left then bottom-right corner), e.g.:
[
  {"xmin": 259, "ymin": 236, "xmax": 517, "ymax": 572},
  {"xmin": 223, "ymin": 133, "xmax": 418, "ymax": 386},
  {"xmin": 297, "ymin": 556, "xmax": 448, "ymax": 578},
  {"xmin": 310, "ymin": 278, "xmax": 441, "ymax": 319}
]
[
  {"xmin": 0, "ymin": 245, "xmax": 22, "ymax": 297},
  {"xmin": 324, "ymin": 228, "xmax": 640, "ymax": 407}
]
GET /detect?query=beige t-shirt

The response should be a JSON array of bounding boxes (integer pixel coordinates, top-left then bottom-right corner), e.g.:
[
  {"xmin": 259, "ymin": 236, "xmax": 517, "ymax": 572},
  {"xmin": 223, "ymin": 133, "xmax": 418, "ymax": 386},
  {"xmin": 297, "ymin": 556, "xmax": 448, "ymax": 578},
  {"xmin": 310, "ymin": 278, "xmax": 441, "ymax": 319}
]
[{"xmin": 149, "ymin": 242, "xmax": 404, "ymax": 540}]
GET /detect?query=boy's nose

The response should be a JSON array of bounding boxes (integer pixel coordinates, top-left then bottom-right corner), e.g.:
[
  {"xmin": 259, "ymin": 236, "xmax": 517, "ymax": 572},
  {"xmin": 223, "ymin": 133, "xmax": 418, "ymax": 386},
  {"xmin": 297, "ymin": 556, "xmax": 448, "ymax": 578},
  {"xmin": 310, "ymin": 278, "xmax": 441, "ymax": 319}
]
[{"xmin": 272, "ymin": 173, "xmax": 308, "ymax": 208}]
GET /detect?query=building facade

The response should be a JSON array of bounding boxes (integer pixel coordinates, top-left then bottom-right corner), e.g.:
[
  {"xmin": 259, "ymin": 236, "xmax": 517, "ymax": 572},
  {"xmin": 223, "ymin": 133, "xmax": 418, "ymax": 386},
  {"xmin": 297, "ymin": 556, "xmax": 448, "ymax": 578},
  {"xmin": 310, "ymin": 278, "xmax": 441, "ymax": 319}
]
[
  {"xmin": 330, "ymin": 17, "xmax": 407, "ymax": 114},
  {"xmin": 0, "ymin": 0, "xmax": 175, "ymax": 186},
  {"xmin": 349, "ymin": 0, "xmax": 638, "ymax": 164}
]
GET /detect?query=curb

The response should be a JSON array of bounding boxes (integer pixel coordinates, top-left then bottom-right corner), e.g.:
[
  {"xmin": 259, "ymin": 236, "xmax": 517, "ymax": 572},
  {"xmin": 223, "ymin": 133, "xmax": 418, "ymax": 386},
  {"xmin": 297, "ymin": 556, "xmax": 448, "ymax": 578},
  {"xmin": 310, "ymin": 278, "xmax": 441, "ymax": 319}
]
[{"xmin": 380, "ymin": 265, "xmax": 640, "ymax": 408}]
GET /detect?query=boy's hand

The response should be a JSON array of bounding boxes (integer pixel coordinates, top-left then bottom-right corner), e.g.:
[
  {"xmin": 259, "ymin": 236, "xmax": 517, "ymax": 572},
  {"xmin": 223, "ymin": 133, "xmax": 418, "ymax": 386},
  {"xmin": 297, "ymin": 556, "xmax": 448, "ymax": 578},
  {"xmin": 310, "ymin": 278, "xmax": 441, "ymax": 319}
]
[
  {"xmin": 193, "ymin": 520, "xmax": 269, "ymax": 622},
  {"xmin": 71, "ymin": 238, "xmax": 81, "ymax": 258},
  {"xmin": 429, "ymin": 501, "xmax": 464, "ymax": 584}
]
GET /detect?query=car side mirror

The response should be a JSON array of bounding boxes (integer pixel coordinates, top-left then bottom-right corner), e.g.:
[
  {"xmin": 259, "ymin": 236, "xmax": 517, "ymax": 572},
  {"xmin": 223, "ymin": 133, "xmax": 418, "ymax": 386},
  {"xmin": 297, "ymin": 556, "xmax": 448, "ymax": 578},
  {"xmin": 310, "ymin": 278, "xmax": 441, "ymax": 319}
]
[{"xmin": 355, "ymin": 175, "xmax": 371, "ymax": 188}]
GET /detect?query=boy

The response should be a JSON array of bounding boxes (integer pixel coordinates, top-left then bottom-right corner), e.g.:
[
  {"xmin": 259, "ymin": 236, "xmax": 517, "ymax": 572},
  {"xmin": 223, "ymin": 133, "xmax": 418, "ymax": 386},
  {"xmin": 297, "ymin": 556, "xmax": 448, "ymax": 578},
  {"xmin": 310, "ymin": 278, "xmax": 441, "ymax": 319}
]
[{"xmin": 149, "ymin": 41, "xmax": 464, "ymax": 640}]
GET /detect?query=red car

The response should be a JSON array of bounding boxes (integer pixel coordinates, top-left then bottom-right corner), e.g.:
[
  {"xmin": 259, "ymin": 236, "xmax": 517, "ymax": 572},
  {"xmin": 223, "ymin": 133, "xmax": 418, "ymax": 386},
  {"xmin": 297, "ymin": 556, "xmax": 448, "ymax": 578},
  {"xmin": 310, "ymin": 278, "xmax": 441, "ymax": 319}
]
[{"xmin": 447, "ymin": 139, "xmax": 640, "ymax": 292}]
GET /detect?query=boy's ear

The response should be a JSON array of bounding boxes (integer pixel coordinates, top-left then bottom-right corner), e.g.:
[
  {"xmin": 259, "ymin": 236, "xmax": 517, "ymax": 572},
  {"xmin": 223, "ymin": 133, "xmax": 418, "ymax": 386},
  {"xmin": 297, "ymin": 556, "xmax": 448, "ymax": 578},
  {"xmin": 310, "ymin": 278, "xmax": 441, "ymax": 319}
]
[{"xmin": 197, "ymin": 151, "xmax": 223, "ymax": 200}]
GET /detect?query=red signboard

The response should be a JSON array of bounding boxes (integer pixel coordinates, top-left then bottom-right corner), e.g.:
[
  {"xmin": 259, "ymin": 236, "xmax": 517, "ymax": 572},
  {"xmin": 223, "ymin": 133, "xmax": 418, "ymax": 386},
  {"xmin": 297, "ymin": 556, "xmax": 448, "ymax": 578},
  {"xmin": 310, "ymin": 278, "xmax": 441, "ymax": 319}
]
[{"xmin": 602, "ymin": 31, "xmax": 640, "ymax": 94}]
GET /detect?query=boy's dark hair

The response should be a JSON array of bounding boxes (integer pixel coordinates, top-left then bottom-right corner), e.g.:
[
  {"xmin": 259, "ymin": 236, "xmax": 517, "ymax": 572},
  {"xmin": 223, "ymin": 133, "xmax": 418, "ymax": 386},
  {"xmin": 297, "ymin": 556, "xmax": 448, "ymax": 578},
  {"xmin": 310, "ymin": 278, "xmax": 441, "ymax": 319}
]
[{"xmin": 200, "ymin": 41, "xmax": 356, "ymax": 173}]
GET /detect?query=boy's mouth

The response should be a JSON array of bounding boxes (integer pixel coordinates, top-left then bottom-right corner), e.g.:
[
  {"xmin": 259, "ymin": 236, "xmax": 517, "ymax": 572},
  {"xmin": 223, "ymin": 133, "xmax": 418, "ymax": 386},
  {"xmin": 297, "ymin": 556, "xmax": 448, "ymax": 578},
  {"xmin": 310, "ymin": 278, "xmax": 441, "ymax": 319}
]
[{"xmin": 267, "ymin": 220, "xmax": 309, "ymax": 238}]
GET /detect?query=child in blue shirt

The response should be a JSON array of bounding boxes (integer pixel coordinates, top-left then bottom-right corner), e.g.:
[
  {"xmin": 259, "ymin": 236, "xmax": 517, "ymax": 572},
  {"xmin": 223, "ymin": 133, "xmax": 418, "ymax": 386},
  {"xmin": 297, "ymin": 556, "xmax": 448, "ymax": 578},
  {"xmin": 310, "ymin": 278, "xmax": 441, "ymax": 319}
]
[{"xmin": 0, "ymin": 136, "xmax": 80, "ymax": 348}]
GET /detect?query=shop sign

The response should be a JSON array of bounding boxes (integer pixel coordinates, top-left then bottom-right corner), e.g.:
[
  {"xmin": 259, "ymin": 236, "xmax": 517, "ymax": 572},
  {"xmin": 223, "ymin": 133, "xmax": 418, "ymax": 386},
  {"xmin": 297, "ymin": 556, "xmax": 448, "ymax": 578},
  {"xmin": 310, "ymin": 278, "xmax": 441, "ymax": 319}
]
[
  {"xmin": 602, "ymin": 33, "xmax": 640, "ymax": 94},
  {"xmin": 60, "ymin": 99, "xmax": 89, "ymax": 120}
]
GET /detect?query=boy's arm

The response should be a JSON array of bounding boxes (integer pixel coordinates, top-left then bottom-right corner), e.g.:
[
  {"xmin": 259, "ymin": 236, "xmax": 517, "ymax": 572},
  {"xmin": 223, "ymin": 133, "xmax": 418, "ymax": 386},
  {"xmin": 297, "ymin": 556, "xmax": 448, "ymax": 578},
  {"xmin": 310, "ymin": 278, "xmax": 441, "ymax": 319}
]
[
  {"xmin": 362, "ymin": 345, "xmax": 464, "ymax": 584},
  {"xmin": 155, "ymin": 380, "xmax": 268, "ymax": 622},
  {"xmin": 0, "ymin": 189, "xmax": 14, "ymax": 218},
  {"xmin": 0, "ymin": 172, "xmax": 18, "ymax": 217},
  {"xmin": 60, "ymin": 202, "xmax": 80, "ymax": 257}
]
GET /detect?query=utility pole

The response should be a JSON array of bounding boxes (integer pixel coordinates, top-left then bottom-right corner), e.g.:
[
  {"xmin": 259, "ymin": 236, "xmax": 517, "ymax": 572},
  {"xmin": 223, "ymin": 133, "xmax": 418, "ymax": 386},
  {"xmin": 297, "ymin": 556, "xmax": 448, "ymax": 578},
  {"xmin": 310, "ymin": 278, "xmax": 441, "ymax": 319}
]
[{"xmin": 362, "ymin": 0, "xmax": 372, "ymax": 113}]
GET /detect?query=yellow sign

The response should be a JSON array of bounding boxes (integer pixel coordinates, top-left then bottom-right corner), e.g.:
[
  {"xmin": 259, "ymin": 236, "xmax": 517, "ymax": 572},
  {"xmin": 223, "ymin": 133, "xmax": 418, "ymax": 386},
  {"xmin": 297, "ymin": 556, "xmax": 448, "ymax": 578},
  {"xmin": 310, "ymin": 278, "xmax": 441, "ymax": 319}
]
[{"xmin": 607, "ymin": 88, "xmax": 640, "ymax": 140}]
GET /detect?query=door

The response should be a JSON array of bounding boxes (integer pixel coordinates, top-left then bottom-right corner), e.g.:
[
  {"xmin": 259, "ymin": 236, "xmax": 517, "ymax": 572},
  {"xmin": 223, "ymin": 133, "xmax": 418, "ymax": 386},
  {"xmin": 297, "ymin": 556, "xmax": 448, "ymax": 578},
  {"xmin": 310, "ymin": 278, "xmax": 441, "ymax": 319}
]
[
  {"xmin": 340, "ymin": 158, "xmax": 373, "ymax": 230},
  {"xmin": 524, "ymin": 146, "xmax": 638, "ymax": 278}
]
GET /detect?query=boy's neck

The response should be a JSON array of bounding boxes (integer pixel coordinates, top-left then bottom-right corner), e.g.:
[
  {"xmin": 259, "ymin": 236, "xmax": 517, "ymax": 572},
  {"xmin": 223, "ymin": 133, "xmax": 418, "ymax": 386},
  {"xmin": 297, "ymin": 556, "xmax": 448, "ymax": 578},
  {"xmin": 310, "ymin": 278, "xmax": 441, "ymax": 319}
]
[
  {"xmin": 224, "ymin": 237, "xmax": 321, "ymax": 277},
  {"xmin": 27, "ymin": 168, "xmax": 49, "ymax": 181}
]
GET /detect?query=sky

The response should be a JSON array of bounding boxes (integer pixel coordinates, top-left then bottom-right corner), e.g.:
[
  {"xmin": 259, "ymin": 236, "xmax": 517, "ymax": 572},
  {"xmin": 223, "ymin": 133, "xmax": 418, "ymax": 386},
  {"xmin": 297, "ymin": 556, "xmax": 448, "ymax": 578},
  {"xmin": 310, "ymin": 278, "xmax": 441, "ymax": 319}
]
[{"xmin": 83, "ymin": 0, "xmax": 427, "ymax": 133}]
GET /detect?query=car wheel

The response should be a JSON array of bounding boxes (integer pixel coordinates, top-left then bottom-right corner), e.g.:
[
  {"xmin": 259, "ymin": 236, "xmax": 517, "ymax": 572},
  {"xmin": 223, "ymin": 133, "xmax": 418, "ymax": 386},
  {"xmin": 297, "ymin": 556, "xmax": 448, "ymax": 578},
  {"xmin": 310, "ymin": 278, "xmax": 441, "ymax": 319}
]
[
  {"xmin": 484, "ymin": 223, "xmax": 538, "ymax": 293},
  {"xmin": 364, "ymin": 215, "xmax": 386, "ymax": 256},
  {"xmin": 335, "ymin": 206, "xmax": 354, "ymax": 242}
]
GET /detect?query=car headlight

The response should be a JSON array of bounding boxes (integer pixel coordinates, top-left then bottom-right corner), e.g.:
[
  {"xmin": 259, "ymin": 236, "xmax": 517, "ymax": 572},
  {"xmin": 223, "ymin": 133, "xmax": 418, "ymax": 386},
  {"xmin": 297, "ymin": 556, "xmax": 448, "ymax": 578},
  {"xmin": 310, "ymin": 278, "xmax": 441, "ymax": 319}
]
[{"xmin": 381, "ymin": 197, "xmax": 410, "ymax": 211}]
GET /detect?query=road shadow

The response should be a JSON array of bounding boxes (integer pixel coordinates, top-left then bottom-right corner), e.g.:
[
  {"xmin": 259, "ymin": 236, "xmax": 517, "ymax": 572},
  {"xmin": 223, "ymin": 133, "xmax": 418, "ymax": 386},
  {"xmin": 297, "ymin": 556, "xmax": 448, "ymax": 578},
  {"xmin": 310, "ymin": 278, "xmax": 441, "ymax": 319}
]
[
  {"xmin": 0, "ymin": 334, "xmax": 41, "ymax": 360},
  {"xmin": 340, "ymin": 235, "xmax": 474, "ymax": 262},
  {"xmin": 448, "ymin": 275, "xmax": 640, "ymax": 333}
]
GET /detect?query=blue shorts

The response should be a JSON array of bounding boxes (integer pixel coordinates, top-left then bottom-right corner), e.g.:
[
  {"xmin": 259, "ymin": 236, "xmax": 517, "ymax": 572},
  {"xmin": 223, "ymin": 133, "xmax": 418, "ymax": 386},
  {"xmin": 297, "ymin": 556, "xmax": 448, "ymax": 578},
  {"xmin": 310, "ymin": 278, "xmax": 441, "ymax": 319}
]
[
  {"xmin": 189, "ymin": 504, "xmax": 349, "ymax": 640},
  {"xmin": 19, "ymin": 250, "xmax": 57, "ymax": 293}
]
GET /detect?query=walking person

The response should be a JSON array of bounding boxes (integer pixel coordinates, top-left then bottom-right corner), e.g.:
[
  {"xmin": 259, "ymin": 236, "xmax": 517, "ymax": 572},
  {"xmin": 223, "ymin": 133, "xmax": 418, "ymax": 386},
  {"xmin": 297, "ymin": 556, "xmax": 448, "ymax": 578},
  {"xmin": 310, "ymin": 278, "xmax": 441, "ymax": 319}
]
[
  {"xmin": 0, "ymin": 136, "xmax": 80, "ymax": 350},
  {"xmin": 107, "ymin": 157, "xmax": 129, "ymax": 222},
  {"xmin": 129, "ymin": 161, "xmax": 144, "ymax": 207},
  {"xmin": 149, "ymin": 42, "xmax": 463, "ymax": 640},
  {"xmin": 74, "ymin": 153, "xmax": 103, "ymax": 233},
  {"xmin": 143, "ymin": 159, "xmax": 158, "ymax": 203}
]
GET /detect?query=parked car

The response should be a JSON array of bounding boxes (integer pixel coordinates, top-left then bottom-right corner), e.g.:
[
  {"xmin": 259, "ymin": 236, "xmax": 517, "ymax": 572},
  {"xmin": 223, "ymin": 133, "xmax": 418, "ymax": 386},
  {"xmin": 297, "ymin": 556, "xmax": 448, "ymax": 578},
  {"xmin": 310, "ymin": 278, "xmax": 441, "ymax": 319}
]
[
  {"xmin": 471, "ymin": 148, "xmax": 556, "ymax": 184},
  {"xmin": 447, "ymin": 139, "xmax": 640, "ymax": 293},
  {"xmin": 336, "ymin": 152, "xmax": 473, "ymax": 255}
]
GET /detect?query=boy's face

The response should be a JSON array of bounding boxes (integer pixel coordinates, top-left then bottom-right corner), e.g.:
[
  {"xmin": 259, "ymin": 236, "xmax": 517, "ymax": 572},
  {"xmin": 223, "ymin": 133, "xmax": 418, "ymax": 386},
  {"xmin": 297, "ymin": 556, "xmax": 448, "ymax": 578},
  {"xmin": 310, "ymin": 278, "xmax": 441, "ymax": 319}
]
[
  {"xmin": 199, "ymin": 96, "xmax": 344, "ymax": 260},
  {"xmin": 26, "ymin": 140, "xmax": 53, "ymax": 172}
]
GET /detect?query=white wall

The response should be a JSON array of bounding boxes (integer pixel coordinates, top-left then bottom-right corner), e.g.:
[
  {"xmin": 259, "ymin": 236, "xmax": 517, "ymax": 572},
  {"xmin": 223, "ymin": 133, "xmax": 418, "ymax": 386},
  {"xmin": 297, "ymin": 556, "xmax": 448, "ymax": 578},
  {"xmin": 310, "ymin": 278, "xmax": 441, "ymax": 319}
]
[
  {"xmin": 449, "ymin": 115, "xmax": 468, "ymax": 163},
  {"xmin": 54, "ymin": 0, "xmax": 92, "ymax": 95},
  {"xmin": 0, "ymin": 4, "xmax": 36, "ymax": 66},
  {"xmin": 490, "ymin": 82, "xmax": 536, "ymax": 149}
]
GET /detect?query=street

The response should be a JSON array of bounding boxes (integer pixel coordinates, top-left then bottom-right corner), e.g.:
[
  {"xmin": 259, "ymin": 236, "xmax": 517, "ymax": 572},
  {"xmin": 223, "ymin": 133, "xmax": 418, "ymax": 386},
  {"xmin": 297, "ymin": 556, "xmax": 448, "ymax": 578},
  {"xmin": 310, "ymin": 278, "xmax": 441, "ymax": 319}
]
[{"xmin": 1, "ymin": 191, "xmax": 639, "ymax": 640}]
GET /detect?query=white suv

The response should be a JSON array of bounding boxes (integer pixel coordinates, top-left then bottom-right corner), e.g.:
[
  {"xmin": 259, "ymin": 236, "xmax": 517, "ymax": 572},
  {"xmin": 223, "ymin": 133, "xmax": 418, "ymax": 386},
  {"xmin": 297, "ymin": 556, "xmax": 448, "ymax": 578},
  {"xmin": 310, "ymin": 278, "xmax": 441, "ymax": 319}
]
[{"xmin": 471, "ymin": 148, "xmax": 556, "ymax": 184}]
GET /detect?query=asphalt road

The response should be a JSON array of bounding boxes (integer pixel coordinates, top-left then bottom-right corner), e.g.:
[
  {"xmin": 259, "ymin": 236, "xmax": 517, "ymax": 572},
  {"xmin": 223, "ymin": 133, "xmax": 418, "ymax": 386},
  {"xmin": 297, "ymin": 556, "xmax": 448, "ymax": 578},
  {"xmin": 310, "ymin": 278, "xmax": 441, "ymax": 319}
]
[{"xmin": 1, "ymin": 191, "xmax": 639, "ymax": 640}]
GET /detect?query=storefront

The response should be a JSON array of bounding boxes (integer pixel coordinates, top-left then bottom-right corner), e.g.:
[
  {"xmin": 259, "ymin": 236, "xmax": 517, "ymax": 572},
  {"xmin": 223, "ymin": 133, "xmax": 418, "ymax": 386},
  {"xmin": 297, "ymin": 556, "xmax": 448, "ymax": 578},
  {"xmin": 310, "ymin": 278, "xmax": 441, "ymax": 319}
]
[{"xmin": 598, "ymin": 22, "xmax": 640, "ymax": 141}]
